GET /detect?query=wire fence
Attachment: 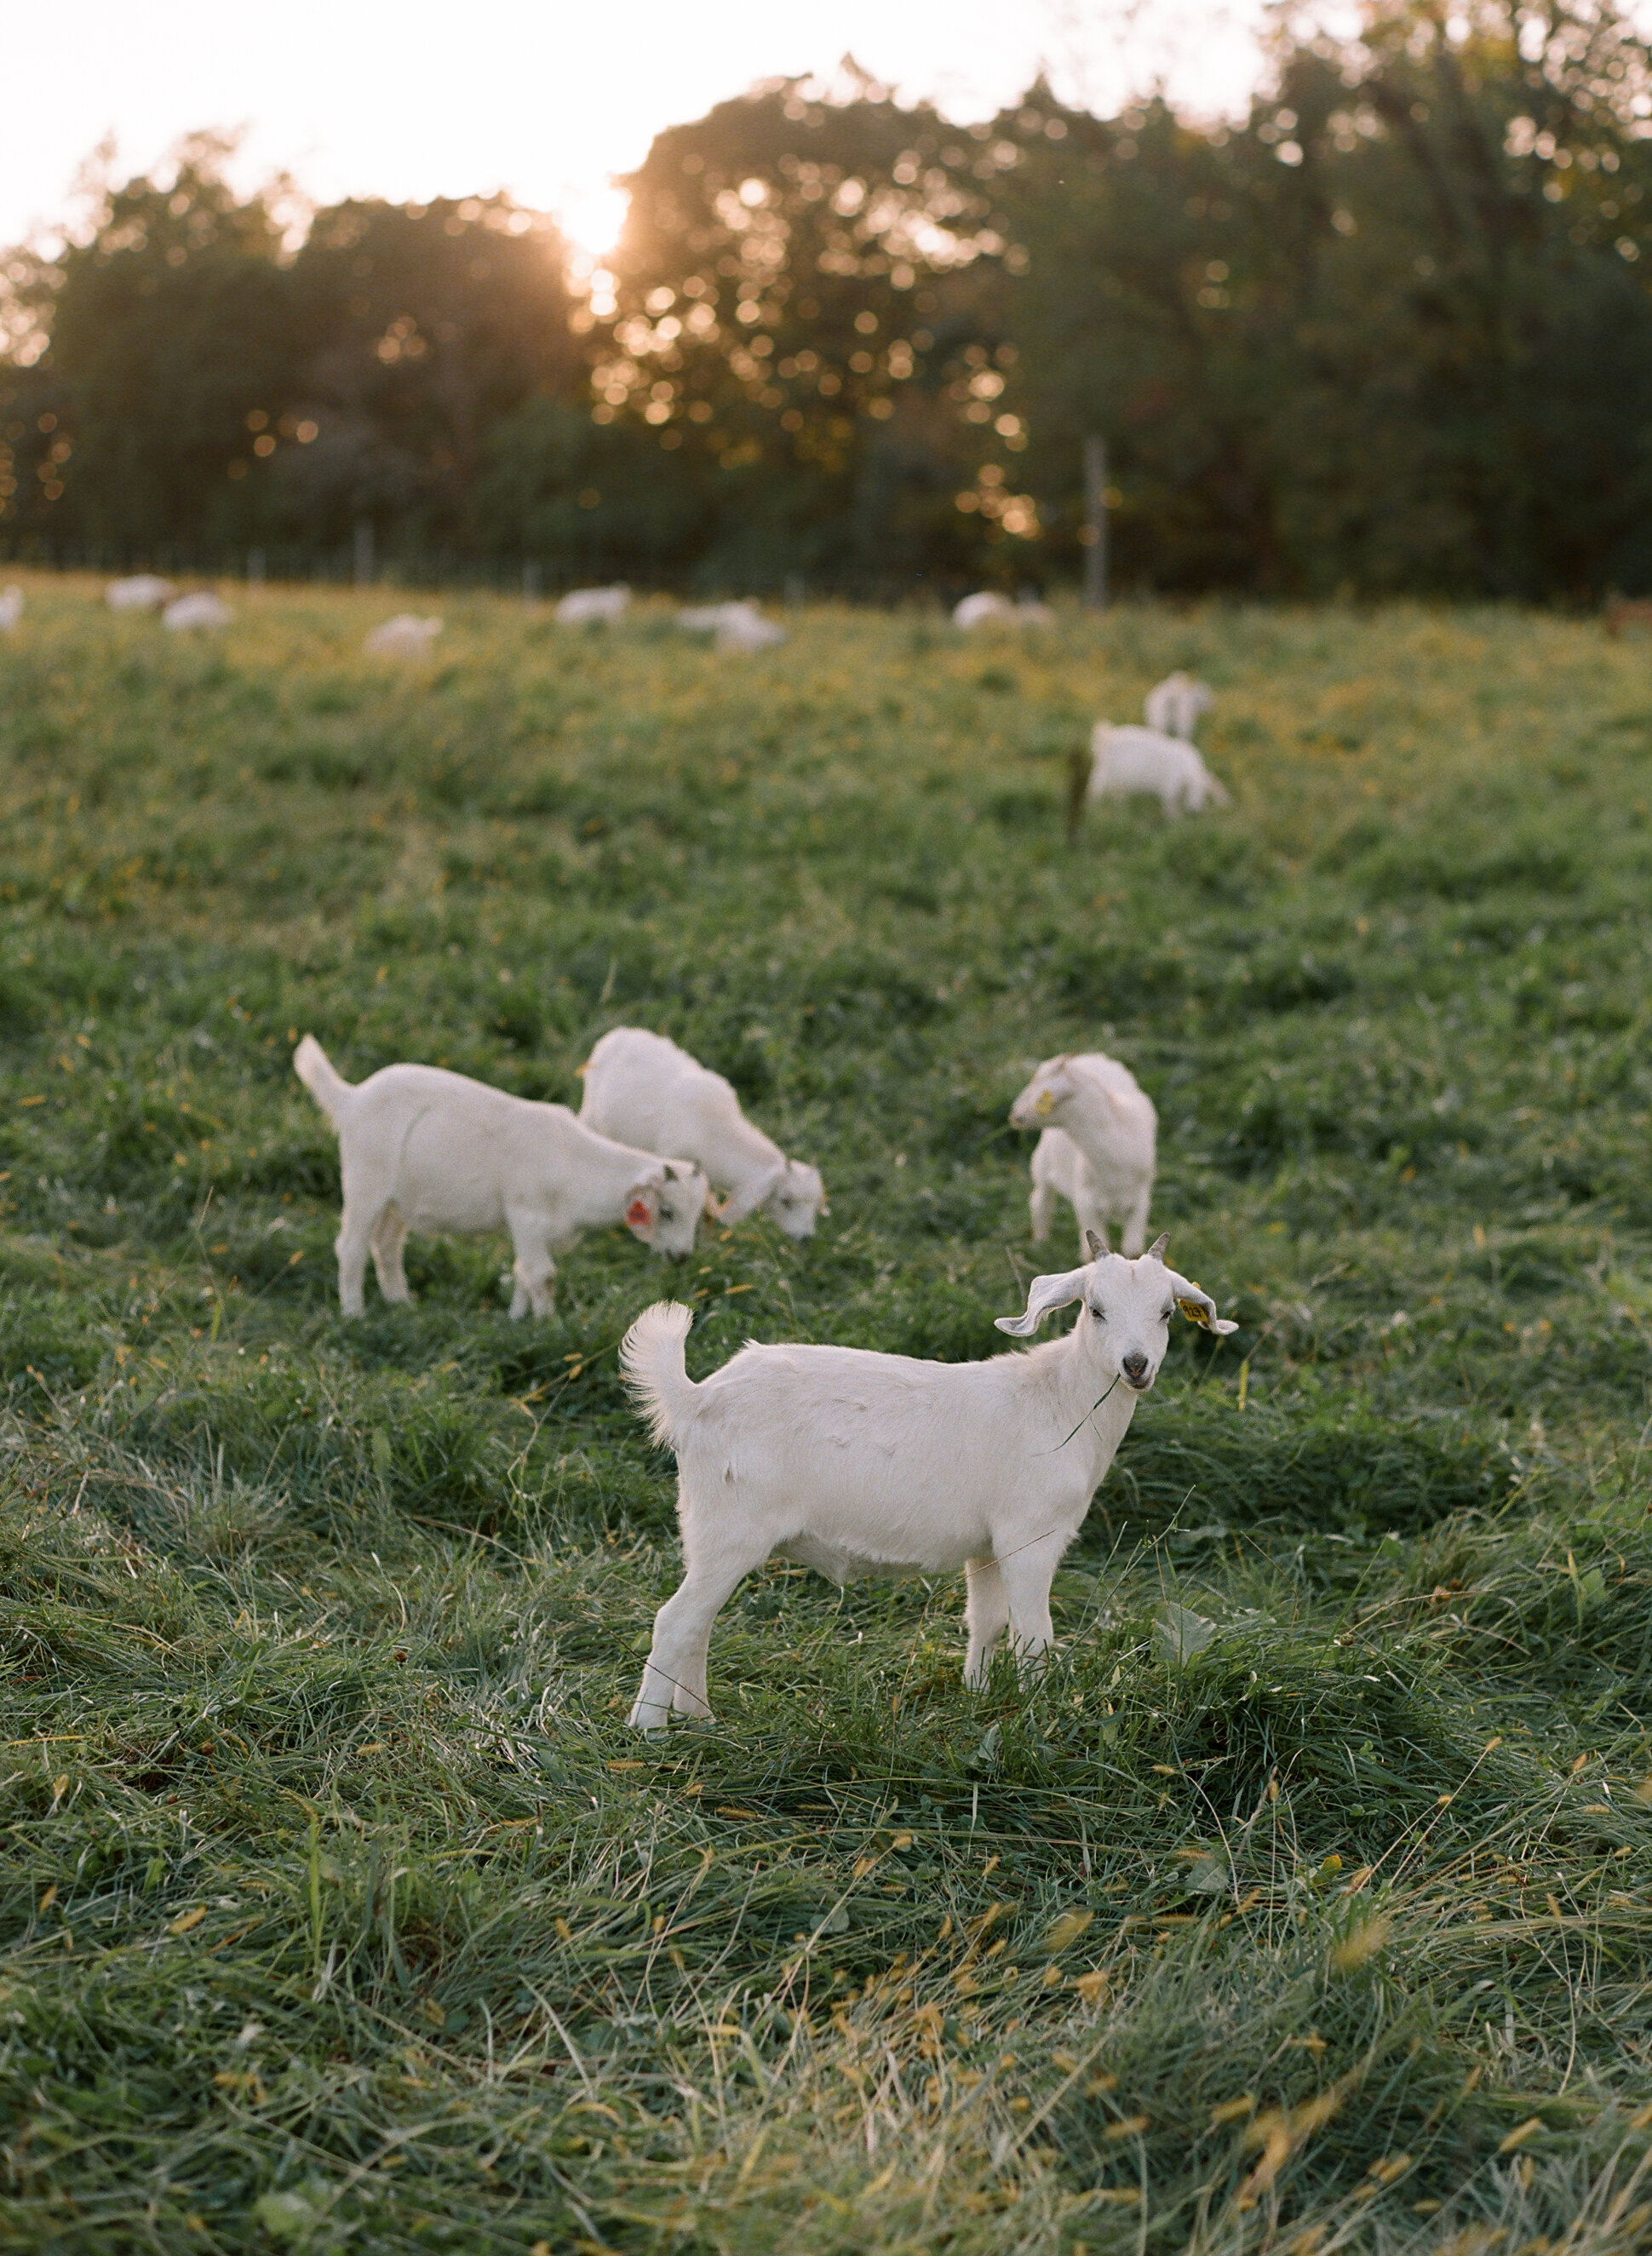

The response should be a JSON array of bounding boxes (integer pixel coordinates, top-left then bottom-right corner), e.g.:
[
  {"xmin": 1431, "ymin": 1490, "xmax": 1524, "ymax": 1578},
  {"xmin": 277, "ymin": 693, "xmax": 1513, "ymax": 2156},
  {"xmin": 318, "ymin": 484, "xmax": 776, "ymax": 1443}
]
[{"xmin": 0, "ymin": 532, "xmax": 977, "ymax": 611}]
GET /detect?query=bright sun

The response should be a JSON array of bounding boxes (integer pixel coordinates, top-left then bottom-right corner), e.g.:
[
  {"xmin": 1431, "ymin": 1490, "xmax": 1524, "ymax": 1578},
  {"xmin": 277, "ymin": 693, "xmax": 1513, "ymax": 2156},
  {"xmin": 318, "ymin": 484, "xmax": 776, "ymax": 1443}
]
[{"xmin": 556, "ymin": 182, "xmax": 629, "ymax": 259}]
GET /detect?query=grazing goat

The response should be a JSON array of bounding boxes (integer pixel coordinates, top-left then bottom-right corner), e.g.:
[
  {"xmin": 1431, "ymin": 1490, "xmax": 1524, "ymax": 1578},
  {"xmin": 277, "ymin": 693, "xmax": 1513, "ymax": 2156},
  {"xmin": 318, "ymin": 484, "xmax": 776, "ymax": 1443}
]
[
  {"xmin": 954, "ymin": 591, "xmax": 1053, "ymax": 629},
  {"xmin": 579, "ymin": 1028, "xmax": 826, "ymax": 1237},
  {"xmin": 1009, "ymin": 1052, "xmax": 1156, "ymax": 1259},
  {"xmin": 364, "ymin": 613, "xmax": 442, "ymax": 657},
  {"xmin": 677, "ymin": 600, "xmax": 786, "ymax": 652},
  {"xmin": 163, "ymin": 591, "xmax": 234, "ymax": 631},
  {"xmin": 293, "ymin": 1036, "xmax": 710, "ymax": 1317},
  {"xmin": 106, "ymin": 576, "xmax": 175, "ymax": 612},
  {"xmin": 1087, "ymin": 721, "xmax": 1230, "ymax": 814},
  {"xmin": 555, "ymin": 585, "xmax": 631, "ymax": 626},
  {"xmin": 1143, "ymin": 672, "xmax": 1213, "ymax": 740},
  {"xmin": 0, "ymin": 586, "xmax": 21, "ymax": 631},
  {"xmin": 622, "ymin": 1235, "xmax": 1236, "ymax": 1729}
]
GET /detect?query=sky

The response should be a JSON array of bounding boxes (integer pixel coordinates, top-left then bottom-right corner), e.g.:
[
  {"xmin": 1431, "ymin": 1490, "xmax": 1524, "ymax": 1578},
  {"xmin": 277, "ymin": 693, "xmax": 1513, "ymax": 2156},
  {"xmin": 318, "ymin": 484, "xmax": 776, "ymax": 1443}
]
[{"xmin": 2, "ymin": 0, "xmax": 1269, "ymax": 258}]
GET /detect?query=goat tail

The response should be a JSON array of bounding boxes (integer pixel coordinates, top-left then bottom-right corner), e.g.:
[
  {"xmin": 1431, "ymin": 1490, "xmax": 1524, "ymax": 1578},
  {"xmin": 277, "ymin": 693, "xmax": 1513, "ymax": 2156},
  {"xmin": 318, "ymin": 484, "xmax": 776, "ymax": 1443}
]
[
  {"xmin": 620, "ymin": 1300, "xmax": 697, "ymax": 1449},
  {"xmin": 292, "ymin": 1034, "xmax": 355, "ymax": 1128}
]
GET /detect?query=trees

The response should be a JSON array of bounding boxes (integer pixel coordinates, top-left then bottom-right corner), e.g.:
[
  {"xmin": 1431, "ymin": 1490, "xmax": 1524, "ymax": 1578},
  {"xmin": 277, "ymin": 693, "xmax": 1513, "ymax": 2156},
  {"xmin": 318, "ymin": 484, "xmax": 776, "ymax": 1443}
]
[
  {"xmin": 1, "ymin": 143, "xmax": 581, "ymax": 555},
  {"xmin": 582, "ymin": 73, "xmax": 1012, "ymax": 583},
  {"xmin": 984, "ymin": 0, "xmax": 1652, "ymax": 596},
  {"xmin": 10, "ymin": 135, "xmax": 297, "ymax": 545},
  {"xmin": 6, "ymin": 9, "xmax": 1652, "ymax": 594},
  {"xmin": 278, "ymin": 197, "xmax": 579, "ymax": 548}
]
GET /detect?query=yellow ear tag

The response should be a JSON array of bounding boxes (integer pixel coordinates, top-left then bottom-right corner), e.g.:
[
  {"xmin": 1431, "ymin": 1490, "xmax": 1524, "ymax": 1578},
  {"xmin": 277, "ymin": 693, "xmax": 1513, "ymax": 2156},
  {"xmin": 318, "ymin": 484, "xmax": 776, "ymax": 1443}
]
[
  {"xmin": 1177, "ymin": 1295, "xmax": 1213, "ymax": 1329},
  {"xmin": 1034, "ymin": 1089, "xmax": 1055, "ymax": 1117}
]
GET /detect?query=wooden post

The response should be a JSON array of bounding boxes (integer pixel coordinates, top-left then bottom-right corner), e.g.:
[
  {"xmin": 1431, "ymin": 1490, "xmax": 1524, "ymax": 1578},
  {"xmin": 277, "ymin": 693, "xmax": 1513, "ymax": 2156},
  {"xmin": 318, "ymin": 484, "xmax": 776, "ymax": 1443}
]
[
  {"xmin": 353, "ymin": 519, "xmax": 376, "ymax": 588},
  {"xmin": 1083, "ymin": 435, "xmax": 1108, "ymax": 612},
  {"xmin": 1064, "ymin": 746, "xmax": 1090, "ymax": 845}
]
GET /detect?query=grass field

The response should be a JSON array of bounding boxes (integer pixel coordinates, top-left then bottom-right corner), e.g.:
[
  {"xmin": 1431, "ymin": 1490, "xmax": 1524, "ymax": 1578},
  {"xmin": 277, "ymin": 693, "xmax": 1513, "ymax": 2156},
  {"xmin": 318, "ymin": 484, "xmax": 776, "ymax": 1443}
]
[{"xmin": 3, "ymin": 575, "xmax": 1652, "ymax": 2253}]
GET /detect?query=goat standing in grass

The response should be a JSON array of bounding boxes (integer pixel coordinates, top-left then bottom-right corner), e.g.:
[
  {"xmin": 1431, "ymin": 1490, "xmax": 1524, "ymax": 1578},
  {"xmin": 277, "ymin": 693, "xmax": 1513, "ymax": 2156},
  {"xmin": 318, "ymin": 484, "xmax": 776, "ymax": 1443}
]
[
  {"xmin": 294, "ymin": 1036, "xmax": 709, "ymax": 1317},
  {"xmin": 106, "ymin": 575, "xmax": 175, "ymax": 611},
  {"xmin": 364, "ymin": 613, "xmax": 442, "ymax": 657},
  {"xmin": 1143, "ymin": 672, "xmax": 1213, "ymax": 740},
  {"xmin": 1087, "ymin": 720, "xmax": 1230, "ymax": 813},
  {"xmin": 1010, "ymin": 1052, "xmax": 1156, "ymax": 1260},
  {"xmin": 163, "ymin": 590, "xmax": 234, "ymax": 631},
  {"xmin": 675, "ymin": 600, "xmax": 786, "ymax": 652},
  {"xmin": 621, "ymin": 1236, "xmax": 1235, "ymax": 1730},
  {"xmin": 555, "ymin": 586, "xmax": 630, "ymax": 626}
]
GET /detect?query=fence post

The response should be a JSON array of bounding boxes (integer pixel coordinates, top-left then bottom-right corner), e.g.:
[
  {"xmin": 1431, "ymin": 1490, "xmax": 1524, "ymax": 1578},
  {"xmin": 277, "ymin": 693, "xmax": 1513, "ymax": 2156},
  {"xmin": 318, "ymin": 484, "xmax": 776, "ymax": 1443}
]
[
  {"xmin": 353, "ymin": 520, "xmax": 376, "ymax": 588},
  {"xmin": 1082, "ymin": 435, "xmax": 1108, "ymax": 613},
  {"xmin": 522, "ymin": 560, "xmax": 542, "ymax": 606}
]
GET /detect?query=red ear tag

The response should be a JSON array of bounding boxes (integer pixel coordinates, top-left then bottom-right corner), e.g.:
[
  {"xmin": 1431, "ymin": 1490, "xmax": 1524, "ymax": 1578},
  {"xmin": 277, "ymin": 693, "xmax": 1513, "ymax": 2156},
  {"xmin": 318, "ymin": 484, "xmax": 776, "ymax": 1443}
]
[{"xmin": 626, "ymin": 1198, "xmax": 652, "ymax": 1229}]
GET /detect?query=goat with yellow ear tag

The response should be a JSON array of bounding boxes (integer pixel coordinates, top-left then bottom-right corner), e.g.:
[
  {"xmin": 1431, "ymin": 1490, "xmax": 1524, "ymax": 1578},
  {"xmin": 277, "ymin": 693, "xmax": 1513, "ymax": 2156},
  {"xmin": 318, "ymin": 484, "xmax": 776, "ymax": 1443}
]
[
  {"xmin": 620, "ymin": 1233, "xmax": 1237, "ymax": 1731},
  {"xmin": 1009, "ymin": 1051, "xmax": 1157, "ymax": 1260}
]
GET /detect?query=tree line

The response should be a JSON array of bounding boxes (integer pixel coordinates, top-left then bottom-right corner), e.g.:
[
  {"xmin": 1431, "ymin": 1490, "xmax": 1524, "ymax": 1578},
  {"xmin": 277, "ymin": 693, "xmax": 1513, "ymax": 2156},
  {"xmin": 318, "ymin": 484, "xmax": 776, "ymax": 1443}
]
[{"xmin": 4, "ymin": 0, "xmax": 1652, "ymax": 600}]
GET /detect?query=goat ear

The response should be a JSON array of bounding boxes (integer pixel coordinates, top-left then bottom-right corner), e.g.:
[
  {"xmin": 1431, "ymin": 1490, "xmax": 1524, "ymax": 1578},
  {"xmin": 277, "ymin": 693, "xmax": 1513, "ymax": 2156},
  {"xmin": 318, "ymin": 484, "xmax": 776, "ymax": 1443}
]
[
  {"xmin": 623, "ymin": 1184, "xmax": 659, "ymax": 1241},
  {"xmin": 1085, "ymin": 1231, "xmax": 1106, "ymax": 1261},
  {"xmin": 1168, "ymin": 1274, "xmax": 1238, "ymax": 1335},
  {"xmin": 996, "ymin": 1266, "xmax": 1088, "ymax": 1338},
  {"xmin": 1144, "ymin": 1233, "xmax": 1170, "ymax": 1264}
]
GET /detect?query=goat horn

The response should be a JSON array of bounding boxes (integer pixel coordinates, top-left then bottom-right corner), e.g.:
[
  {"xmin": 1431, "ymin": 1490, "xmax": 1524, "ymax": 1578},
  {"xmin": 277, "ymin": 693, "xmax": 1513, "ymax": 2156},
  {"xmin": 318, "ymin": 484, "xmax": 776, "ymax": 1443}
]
[
  {"xmin": 1085, "ymin": 1231, "xmax": 1105, "ymax": 1261},
  {"xmin": 1144, "ymin": 1232, "xmax": 1170, "ymax": 1263}
]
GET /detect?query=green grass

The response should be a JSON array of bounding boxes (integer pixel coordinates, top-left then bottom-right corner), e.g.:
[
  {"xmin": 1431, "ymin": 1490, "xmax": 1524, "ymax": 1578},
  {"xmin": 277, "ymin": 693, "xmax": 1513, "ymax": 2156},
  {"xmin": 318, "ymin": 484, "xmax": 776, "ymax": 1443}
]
[{"xmin": 3, "ymin": 577, "xmax": 1652, "ymax": 2253}]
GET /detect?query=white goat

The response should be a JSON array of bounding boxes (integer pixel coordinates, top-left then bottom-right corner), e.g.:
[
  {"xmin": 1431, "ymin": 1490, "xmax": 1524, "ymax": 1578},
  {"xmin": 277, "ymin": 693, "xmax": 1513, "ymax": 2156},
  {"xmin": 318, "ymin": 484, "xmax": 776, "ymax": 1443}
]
[
  {"xmin": 622, "ymin": 1235, "xmax": 1236, "ymax": 1729},
  {"xmin": 1009, "ymin": 1053, "xmax": 1156, "ymax": 1260},
  {"xmin": 676, "ymin": 600, "xmax": 786, "ymax": 652},
  {"xmin": 556, "ymin": 585, "xmax": 631, "ymax": 626},
  {"xmin": 106, "ymin": 575, "xmax": 175, "ymax": 612},
  {"xmin": 953, "ymin": 590, "xmax": 1053, "ymax": 629},
  {"xmin": 1087, "ymin": 721, "xmax": 1230, "ymax": 814},
  {"xmin": 579, "ymin": 1028, "xmax": 826, "ymax": 1237},
  {"xmin": 1143, "ymin": 671, "xmax": 1213, "ymax": 740},
  {"xmin": 163, "ymin": 591, "xmax": 234, "ymax": 632},
  {"xmin": 954, "ymin": 591, "xmax": 1015, "ymax": 629},
  {"xmin": 364, "ymin": 612, "xmax": 442, "ymax": 657},
  {"xmin": 0, "ymin": 585, "xmax": 22, "ymax": 631},
  {"xmin": 293, "ymin": 1036, "xmax": 711, "ymax": 1317}
]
